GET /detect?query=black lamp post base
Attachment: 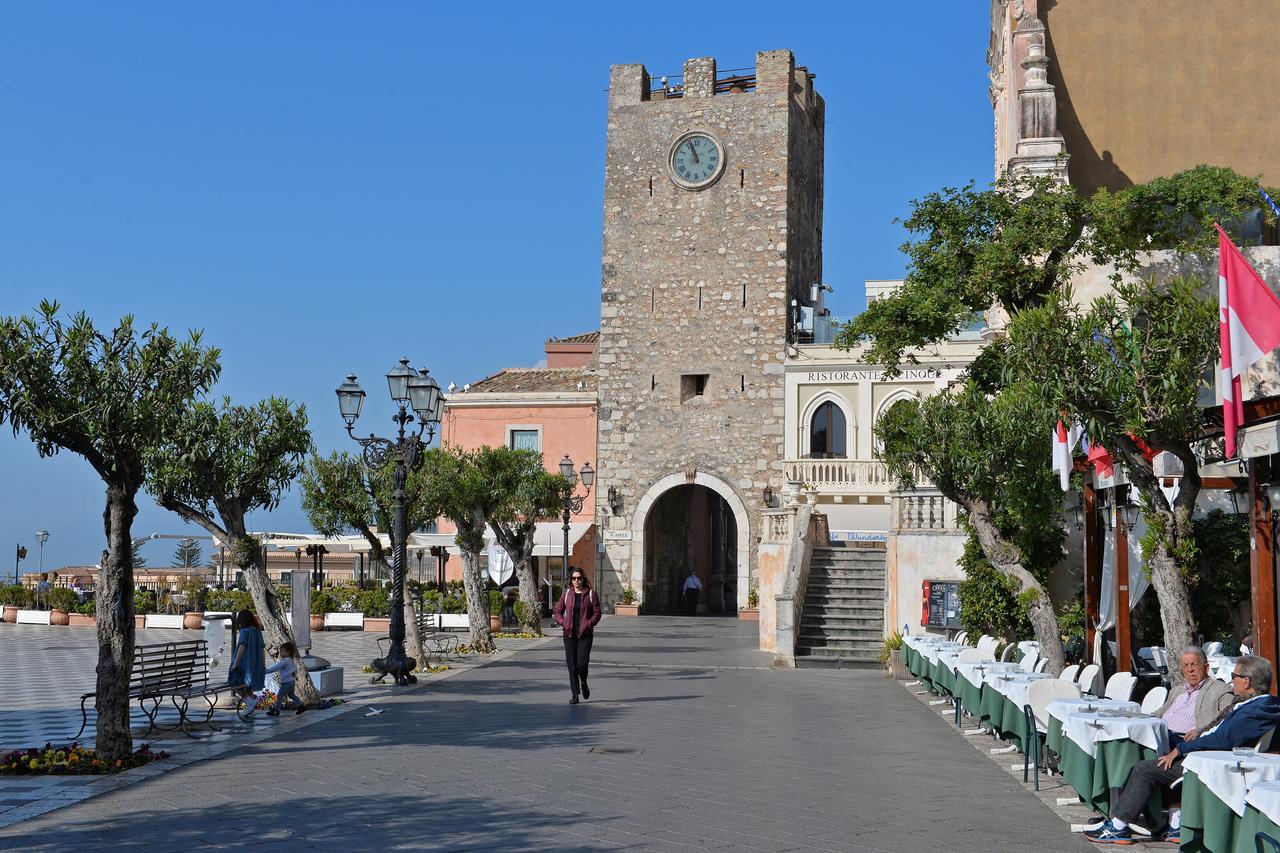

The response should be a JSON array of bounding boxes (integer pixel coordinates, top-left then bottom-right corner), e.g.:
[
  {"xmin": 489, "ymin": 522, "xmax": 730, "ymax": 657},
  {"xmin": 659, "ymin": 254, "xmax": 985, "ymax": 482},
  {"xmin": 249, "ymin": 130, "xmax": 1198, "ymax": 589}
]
[{"xmin": 368, "ymin": 647, "xmax": 418, "ymax": 686}]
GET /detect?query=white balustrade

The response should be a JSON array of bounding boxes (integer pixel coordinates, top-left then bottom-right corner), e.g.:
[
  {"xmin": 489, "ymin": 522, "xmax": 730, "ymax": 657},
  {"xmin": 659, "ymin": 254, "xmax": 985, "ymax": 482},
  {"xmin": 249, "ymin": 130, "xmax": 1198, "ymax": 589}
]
[{"xmin": 782, "ymin": 458, "xmax": 929, "ymax": 495}]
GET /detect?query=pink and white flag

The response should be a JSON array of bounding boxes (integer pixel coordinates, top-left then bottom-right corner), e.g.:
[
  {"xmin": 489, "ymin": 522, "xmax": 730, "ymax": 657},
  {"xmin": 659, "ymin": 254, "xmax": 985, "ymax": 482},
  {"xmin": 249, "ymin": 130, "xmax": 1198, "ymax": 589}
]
[{"xmin": 1217, "ymin": 223, "xmax": 1280, "ymax": 457}]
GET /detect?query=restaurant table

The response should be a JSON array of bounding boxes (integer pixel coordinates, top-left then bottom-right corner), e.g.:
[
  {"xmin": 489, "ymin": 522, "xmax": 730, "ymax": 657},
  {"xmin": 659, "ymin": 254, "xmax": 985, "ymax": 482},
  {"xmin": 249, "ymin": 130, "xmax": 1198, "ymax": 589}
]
[
  {"xmin": 955, "ymin": 661, "xmax": 1018, "ymax": 719},
  {"xmin": 935, "ymin": 647, "xmax": 969, "ymax": 696},
  {"xmin": 1054, "ymin": 708, "xmax": 1168, "ymax": 816},
  {"xmin": 1239, "ymin": 780, "xmax": 1280, "ymax": 853},
  {"xmin": 1045, "ymin": 698, "xmax": 1141, "ymax": 756},
  {"xmin": 919, "ymin": 642, "xmax": 964, "ymax": 694},
  {"xmin": 902, "ymin": 636, "xmax": 949, "ymax": 691},
  {"xmin": 985, "ymin": 672, "xmax": 1057, "ymax": 751},
  {"xmin": 1181, "ymin": 751, "xmax": 1280, "ymax": 852}
]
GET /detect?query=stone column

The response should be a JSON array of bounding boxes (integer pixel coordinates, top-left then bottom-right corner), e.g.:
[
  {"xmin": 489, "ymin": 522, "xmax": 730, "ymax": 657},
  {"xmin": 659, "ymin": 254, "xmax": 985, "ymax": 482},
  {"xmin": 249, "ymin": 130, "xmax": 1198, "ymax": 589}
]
[
  {"xmin": 683, "ymin": 57, "xmax": 715, "ymax": 98},
  {"xmin": 1008, "ymin": 16, "xmax": 1067, "ymax": 181}
]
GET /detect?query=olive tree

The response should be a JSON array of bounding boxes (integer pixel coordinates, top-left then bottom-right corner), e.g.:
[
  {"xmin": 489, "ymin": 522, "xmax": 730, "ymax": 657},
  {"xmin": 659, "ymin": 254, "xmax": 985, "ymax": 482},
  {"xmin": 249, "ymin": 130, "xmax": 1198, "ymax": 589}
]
[
  {"xmin": 483, "ymin": 446, "xmax": 573, "ymax": 636},
  {"xmin": 0, "ymin": 303, "xmax": 220, "ymax": 762},
  {"xmin": 147, "ymin": 398, "xmax": 319, "ymax": 705}
]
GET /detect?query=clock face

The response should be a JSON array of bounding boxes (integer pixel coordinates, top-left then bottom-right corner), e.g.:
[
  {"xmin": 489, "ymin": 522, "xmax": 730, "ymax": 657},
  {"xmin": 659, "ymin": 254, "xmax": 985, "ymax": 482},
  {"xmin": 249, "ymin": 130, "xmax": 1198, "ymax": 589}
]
[{"xmin": 669, "ymin": 131, "xmax": 725, "ymax": 190}]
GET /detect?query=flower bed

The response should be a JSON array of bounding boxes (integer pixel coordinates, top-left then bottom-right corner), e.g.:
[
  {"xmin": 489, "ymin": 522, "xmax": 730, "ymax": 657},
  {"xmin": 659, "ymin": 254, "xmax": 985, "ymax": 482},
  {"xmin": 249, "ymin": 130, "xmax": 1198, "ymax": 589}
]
[{"xmin": 0, "ymin": 743, "xmax": 169, "ymax": 776}]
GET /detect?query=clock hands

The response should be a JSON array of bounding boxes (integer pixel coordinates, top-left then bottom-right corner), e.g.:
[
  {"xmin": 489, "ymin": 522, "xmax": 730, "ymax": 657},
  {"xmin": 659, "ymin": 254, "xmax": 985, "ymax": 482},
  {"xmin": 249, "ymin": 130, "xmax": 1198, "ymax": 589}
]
[{"xmin": 686, "ymin": 139, "xmax": 700, "ymax": 164}]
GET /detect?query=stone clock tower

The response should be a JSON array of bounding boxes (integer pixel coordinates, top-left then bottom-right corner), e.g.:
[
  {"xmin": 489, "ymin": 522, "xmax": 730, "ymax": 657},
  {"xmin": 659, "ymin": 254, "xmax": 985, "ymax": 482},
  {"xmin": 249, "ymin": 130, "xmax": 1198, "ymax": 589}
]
[{"xmin": 594, "ymin": 50, "xmax": 824, "ymax": 612}]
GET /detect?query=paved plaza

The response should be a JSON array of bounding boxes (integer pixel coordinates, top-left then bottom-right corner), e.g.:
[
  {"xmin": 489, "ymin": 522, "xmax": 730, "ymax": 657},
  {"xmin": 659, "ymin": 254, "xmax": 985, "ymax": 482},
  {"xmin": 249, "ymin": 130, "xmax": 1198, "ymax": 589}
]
[{"xmin": 0, "ymin": 617, "xmax": 1093, "ymax": 851}]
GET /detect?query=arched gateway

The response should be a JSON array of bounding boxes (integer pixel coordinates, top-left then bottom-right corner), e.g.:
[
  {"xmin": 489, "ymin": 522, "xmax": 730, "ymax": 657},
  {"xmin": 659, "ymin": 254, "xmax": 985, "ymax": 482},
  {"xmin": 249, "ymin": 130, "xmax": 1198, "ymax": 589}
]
[{"xmin": 629, "ymin": 471, "xmax": 750, "ymax": 613}]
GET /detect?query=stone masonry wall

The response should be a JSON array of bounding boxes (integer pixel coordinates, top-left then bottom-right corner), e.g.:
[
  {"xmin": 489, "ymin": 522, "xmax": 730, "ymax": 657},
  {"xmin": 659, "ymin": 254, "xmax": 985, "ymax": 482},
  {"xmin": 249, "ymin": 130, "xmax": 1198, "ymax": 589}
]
[{"xmin": 593, "ymin": 50, "xmax": 824, "ymax": 607}]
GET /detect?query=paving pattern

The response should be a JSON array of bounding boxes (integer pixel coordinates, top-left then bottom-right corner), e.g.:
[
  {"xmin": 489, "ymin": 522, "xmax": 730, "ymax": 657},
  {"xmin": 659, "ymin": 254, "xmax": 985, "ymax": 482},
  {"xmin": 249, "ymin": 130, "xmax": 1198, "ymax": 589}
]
[{"xmin": 0, "ymin": 616, "xmax": 1093, "ymax": 851}]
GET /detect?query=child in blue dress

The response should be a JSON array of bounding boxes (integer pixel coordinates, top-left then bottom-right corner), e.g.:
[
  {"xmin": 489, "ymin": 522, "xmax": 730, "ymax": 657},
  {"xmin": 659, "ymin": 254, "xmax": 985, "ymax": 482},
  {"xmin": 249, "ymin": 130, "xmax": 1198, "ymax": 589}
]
[{"xmin": 226, "ymin": 609, "xmax": 266, "ymax": 716}]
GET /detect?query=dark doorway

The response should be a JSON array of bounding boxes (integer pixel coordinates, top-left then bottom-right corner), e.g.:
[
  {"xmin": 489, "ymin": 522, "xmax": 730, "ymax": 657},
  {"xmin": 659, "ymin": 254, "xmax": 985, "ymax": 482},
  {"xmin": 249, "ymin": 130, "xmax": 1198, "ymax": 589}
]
[
  {"xmin": 643, "ymin": 484, "xmax": 738, "ymax": 615},
  {"xmin": 808, "ymin": 400, "xmax": 846, "ymax": 458}
]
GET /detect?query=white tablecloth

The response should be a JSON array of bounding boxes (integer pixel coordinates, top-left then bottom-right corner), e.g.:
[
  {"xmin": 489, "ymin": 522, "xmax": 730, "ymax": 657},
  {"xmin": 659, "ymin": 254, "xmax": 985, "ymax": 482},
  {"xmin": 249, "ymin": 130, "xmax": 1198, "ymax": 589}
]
[
  {"xmin": 1005, "ymin": 673, "xmax": 1063, "ymax": 709},
  {"xmin": 1184, "ymin": 751, "xmax": 1280, "ymax": 817},
  {"xmin": 903, "ymin": 634, "xmax": 948, "ymax": 650},
  {"xmin": 957, "ymin": 661, "xmax": 1016, "ymax": 690},
  {"xmin": 1047, "ymin": 697, "xmax": 1140, "ymax": 725},
  {"xmin": 921, "ymin": 643, "xmax": 965, "ymax": 665},
  {"xmin": 1062, "ymin": 710, "xmax": 1169, "ymax": 758},
  {"xmin": 938, "ymin": 649, "xmax": 968, "ymax": 673},
  {"xmin": 1018, "ymin": 640, "xmax": 1040, "ymax": 656},
  {"xmin": 986, "ymin": 670, "xmax": 1053, "ymax": 697},
  {"xmin": 1245, "ymin": 779, "xmax": 1280, "ymax": 825}
]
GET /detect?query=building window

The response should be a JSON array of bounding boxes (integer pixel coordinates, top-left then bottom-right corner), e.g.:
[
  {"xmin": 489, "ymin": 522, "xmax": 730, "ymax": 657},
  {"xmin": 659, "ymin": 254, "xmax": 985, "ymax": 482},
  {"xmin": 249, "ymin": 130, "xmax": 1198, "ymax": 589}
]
[
  {"xmin": 808, "ymin": 401, "xmax": 847, "ymax": 459},
  {"xmin": 508, "ymin": 428, "xmax": 541, "ymax": 452},
  {"xmin": 680, "ymin": 374, "xmax": 709, "ymax": 402}
]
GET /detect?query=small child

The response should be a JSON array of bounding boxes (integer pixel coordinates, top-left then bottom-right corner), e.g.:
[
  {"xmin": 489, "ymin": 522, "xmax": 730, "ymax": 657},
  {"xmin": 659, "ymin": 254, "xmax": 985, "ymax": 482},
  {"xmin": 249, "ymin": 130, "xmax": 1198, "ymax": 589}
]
[{"xmin": 265, "ymin": 642, "xmax": 307, "ymax": 716}]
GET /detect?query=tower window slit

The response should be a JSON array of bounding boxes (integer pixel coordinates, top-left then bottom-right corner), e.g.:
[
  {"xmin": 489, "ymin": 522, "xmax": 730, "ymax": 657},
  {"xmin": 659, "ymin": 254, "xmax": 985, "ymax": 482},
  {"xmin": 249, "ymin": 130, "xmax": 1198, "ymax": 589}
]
[
  {"xmin": 648, "ymin": 177, "xmax": 653, "ymax": 197},
  {"xmin": 739, "ymin": 169, "xmax": 744, "ymax": 188}
]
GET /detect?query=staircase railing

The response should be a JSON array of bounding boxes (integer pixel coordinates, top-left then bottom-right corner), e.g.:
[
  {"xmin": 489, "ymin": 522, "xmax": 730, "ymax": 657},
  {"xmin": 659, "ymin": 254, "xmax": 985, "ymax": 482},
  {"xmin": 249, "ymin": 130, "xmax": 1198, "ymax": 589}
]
[{"xmin": 773, "ymin": 503, "xmax": 822, "ymax": 668}]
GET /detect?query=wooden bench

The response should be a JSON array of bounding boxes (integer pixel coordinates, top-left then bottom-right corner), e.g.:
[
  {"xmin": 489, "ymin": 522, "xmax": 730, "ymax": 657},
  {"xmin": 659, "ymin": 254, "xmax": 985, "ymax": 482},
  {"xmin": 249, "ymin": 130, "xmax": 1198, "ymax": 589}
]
[{"xmin": 74, "ymin": 640, "xmax": 228, "ymax": 740}]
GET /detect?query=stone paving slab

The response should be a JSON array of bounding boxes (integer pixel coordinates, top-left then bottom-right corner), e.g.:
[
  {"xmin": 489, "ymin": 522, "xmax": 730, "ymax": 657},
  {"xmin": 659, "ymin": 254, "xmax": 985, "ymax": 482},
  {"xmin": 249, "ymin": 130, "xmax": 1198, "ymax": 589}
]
[{"xmin": 0, "ymin": 616, "xmax": 1093, "ymax": 851}]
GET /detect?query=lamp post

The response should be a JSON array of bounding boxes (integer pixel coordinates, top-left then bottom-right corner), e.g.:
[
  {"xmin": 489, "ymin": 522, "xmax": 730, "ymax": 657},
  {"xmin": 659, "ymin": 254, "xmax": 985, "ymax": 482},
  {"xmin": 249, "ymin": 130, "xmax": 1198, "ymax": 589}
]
[
  {"xmin": 336, "ymin": 358, "xmax": 442, "ymax": 686},
  {"xmin": 557, "ymin": 454, "xmax": 595, "ymax": 594},
  {"xmin": 13, "ymin": 544, "xmax": 27, "ymax": 584},
  {"xmin": 305, "ymin": 544, "xmax": 329, "ymax": 591},
  {"xmin": 35, "ymin": 530, "xmax": 49, "ymax": 574}
]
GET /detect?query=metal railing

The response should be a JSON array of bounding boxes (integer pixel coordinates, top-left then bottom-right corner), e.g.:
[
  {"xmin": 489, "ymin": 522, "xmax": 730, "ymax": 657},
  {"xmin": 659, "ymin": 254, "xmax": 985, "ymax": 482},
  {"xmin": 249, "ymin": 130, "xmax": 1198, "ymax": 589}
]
[{"xmin": 783, "ymin": 458, "xmax": 931, "ymax": 495}]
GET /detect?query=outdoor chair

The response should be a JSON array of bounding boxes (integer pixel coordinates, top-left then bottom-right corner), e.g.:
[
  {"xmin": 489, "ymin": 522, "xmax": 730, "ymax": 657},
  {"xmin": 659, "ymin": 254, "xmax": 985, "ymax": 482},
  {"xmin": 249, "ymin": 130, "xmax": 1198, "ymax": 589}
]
[
  {"xmin": 976, "ymin": 635, "xmax": 998, "ymax": 657},
  {"xmin": 1000, "ymin": 643, "xmax": 1017, "ymax": 662},
  {"xmin": 956, "ymin": 648, "xmax": 985, "ymax": 664},
  {"xmin": 1204, "ymin": 641, "xmax": 1225, "ymax": 658},
  {"xmin": 1059, "ymin": 664, "xmax": 1081, "ymax": 684},
  {"xmin": 1019, "ymin": 651, "xmax": 1040, "ymax": 673},
  {"xmin": 1034, "ymin": 657, "xmax": 1050, "ymax": 673},
  {"xmin": 1103, "ymin": 671, "xmax": 1137, "ymax": 702},
  {"xmin": 1140, "ymin": 685, "xmax": 1168, "ymax": 715},
  {"xmin": 1256, "ymin": 831, "xmax": 1280, "ymax": 853},
  {"xmin": 954, "ymin": 631, "xmax": 969, "ymax": 645},
  {"xmin": 1077, "ymin": 663, "xmax": 1102, "ymax": 697},
  {"xmin": 1150, "ymin": 647, "xmax": 1169, "ymax": 671},
  {"xmin": 1021, "ymin": 678, "xmax": 1083, "ymax": 790}
]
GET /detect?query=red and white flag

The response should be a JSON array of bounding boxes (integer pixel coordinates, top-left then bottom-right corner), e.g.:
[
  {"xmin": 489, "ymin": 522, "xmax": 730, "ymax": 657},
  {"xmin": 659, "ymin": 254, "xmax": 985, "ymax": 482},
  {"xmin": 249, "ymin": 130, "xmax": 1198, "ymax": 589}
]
[
  {"xmin": 1052, "ymin": 418, "xmax": 1086, "ymax": 489},
  {"xmin": 1217, "ymin": 223, "xmax": 1280, "ymax": 457}
]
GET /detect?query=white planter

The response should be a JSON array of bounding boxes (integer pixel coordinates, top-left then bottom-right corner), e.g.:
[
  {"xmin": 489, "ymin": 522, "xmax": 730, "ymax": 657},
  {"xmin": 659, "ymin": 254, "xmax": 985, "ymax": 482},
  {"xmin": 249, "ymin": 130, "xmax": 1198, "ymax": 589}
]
[
  {"xmin": 323, "ymin": 612, "xmax": 364, "ymax": 629},
  {"xmin": 265, "ymin": 666, "xmax": 343, "ymax": 697},
  {"xmin": 144, "ymin": 614, "xmax": 185, "ymax": 630},
  {"xmin": 16, "ymin": 609, "xmax": 52, "ymax": 625}
]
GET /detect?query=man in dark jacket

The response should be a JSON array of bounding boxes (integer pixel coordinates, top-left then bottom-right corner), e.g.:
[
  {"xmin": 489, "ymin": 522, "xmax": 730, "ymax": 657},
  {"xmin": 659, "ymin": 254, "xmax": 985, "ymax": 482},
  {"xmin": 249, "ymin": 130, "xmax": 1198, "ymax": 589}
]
[{"xmin": 1086, "ymin": 654, "xmax": 1280, "ymax": 844}]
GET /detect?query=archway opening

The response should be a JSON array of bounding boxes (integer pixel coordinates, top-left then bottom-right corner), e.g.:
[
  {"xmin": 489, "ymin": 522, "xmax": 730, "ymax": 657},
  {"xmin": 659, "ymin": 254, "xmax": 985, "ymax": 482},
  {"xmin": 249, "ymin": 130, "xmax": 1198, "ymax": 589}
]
[
  {"xmin": 642, "ymin": 484, "xmax": 738, "ymax": 615},
  {"xmin": 808, "ymin": 400, "xmax": 847, "ymax": 458}
]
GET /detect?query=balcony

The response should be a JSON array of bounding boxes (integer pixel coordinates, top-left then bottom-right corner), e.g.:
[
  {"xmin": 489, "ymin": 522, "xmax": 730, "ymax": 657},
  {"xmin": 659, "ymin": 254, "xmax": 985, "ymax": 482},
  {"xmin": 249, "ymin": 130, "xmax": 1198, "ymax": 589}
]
[{"xmin": 783, "ymin": 458, "xmax": 929, "ymax": 496}]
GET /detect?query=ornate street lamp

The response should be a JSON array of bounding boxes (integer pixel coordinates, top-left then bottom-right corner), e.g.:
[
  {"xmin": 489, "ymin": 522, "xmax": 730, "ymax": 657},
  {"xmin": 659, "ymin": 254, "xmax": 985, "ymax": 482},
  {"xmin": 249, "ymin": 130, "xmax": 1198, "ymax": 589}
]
[
  {"xmin": 35, "ymin": 530, "xmax": 49, "ymax": 574},
  {"xmin": 337, "ymin": 359, "xmax": 441, "ymax": 686},
  {"xmin": 558, "ymin": 454, "xmax": 595, "ymax": 593}
]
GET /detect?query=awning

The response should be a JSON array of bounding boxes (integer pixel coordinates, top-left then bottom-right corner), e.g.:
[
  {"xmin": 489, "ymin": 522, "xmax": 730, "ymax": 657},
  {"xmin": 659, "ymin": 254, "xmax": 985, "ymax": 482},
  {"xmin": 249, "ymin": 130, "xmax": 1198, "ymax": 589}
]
[{"xmin": 530, "ymin": 521, "xmax": 592, "ymax": 557}]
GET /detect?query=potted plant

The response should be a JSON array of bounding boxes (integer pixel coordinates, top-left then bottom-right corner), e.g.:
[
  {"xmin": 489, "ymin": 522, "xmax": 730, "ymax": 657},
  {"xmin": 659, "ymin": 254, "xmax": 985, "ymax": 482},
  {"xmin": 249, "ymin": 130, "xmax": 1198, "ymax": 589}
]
[
  {"xmin": 614, "ymin": 586, "xmax": 639, "ymax": 616},
  {"xmin": 311, "ymin": 589, "xmax": 337, "ymax": 632},
  {"xmin": 68, "ymin": 599, "xmax": 97, "ymax": 627},
  {"xmin": 133, "ymin": 589, "xmax": 157, "ymax": 629},
  {"xmin": 738, "ymin": 587, "xmax": 760, "ymax": 621},
  {"xmin": 359, "ymin": 587, "xmax": 391, "ymax": 632},
  {"xmin": 488, "ymin": 589, "xmax": 503, "ymax": 632},
  {"xmin": 1, "ymin": 584, "xmax": 28, "ymax": 623},
  {"xmin": 179, "ymin": 578, "xmax": 206, "ymax": 629},
  {"xmin": 879, "ymin": 629, "xmax": 907, "ymax": 679},
  {"xmin": 48, "ymin": 588, "xmax": 78, "ymax": 626}
]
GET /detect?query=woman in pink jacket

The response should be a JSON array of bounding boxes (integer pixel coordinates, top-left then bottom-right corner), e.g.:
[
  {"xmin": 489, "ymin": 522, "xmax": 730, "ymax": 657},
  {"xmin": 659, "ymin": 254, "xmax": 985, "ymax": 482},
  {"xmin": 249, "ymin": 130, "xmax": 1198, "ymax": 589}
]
[{"xmin": 552, "ymin": 569, "xmax": 602, "ymax": 704}]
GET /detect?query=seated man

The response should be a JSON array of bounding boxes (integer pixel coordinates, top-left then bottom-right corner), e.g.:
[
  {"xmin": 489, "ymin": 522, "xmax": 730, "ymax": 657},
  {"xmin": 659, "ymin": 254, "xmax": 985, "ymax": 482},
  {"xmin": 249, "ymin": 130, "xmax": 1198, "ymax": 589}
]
[
  {"xmin": 1154, "ymin": 647, "xmax": 1233, "ymax": 747},
  {"xmin": 1087, "ymin": 654, "xmax": 1280, "ymax": 845}
]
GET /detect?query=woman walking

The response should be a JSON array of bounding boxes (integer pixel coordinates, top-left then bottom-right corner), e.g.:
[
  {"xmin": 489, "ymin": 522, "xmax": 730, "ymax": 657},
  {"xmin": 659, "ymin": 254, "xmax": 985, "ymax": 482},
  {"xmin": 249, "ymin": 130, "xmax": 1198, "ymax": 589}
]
[{"xmin": 553, "ymin": 570, "xmax": 602, "ymax": 704}]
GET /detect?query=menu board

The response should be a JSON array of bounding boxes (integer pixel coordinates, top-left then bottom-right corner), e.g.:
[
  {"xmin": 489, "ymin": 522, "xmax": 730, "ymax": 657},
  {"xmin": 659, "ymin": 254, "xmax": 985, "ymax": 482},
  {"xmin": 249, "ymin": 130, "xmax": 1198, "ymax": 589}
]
[{"xmin": 924, "ymin": 580, "xmax": 962, "ymax": 629}]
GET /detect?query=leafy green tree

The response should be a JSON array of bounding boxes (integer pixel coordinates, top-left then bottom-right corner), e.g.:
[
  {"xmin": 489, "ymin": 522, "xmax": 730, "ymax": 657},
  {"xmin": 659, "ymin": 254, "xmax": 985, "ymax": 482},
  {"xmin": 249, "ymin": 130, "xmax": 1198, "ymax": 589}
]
[
  {"xmin": 299, "ymin": 451, "xmax": 432, "ymax": 668},
  {"xmin": 482, "ymin": 446, "xmax": 573, "ymax": 636},
  {"xmin": 416, "ymin": 445, "xmax": 515, "ymax": 652},
  {"xmin": 1006, "ymin": 278, "xmax": 1218, "ymax": 676},
  {"xmin": 171, "ymin": 538, "xmax": 204, "ymax": 569},
  {"xmin": 877, "ymin": 381, "xmax": 1068, "ymax": 674},
  {"xmin": 842, "ymin": 165, "xmax": 1271, "ymax": 684},
  {"xmin": 0, "ymin": 303, "xmax": 219, "ymax": 762},
  {"xmin": 131, "ymin": 541, "xmax": 148, "ymax": 569},
  {"xmin": 956, "ymin": 535, "xmax": 1031, "ymax": 643},
  {"xmin": 148, "ymin": 397, "xmax": 318, "ymax": 705}
]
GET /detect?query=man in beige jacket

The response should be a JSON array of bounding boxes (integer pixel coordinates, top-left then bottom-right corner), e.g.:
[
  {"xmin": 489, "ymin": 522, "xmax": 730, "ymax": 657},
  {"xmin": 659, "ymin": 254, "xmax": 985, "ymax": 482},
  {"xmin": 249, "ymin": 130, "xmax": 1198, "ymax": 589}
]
[{"xmin": 1154, "ymin": 647, "xmax": 1233, "ymax": 746}]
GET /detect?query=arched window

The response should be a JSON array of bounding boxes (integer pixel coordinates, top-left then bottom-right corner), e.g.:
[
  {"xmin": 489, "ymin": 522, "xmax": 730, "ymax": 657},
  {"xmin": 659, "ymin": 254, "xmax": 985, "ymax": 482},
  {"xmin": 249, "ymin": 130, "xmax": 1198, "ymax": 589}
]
[{"xmin": 808, "ymin": 401, "xmax": 847, "ymax": 459}]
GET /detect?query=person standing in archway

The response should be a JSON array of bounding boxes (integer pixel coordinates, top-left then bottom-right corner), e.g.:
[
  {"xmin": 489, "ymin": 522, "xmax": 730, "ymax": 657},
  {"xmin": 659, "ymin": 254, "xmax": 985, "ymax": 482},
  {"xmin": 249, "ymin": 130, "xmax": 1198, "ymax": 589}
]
[
  {"xmin": 553, "ymin": 570, "xmax": 601, "ymax": 704},
  {"xmin": 683, "ymin": 568, "xmax": 703, "ymax": 616}
]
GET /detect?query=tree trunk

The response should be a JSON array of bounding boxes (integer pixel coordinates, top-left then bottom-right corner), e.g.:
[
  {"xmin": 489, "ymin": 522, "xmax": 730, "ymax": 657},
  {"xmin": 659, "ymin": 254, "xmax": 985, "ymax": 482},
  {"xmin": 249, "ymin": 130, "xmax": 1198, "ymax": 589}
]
[
  {"xmin": 94, "ymin": 486, "xmax": 138, "ymax": 763},
  {"xmin": 238, "ymin": 543, "xmax": 320, "ymax": 707},
  {"xmin": 404, "ymin": 598, "xmax": 426, "ymax": 669},
  {"xmin": 459, "ymin": 544, "xmax": 495, "ymax": 652},
  {"xmin": 969, "ymin": 499, "xmax": 1067, "ymax": 676},
  {"xmin": 515, "ymin": 553, "xmax": 541, "ymax": 636}
]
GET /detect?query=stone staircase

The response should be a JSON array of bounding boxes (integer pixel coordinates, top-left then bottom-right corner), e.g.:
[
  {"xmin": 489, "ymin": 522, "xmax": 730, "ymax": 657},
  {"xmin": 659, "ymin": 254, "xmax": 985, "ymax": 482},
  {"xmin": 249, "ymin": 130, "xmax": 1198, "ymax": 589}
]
[{"xmin": 795, "ymin": 546, "xmax": 886, "ymax": 669}]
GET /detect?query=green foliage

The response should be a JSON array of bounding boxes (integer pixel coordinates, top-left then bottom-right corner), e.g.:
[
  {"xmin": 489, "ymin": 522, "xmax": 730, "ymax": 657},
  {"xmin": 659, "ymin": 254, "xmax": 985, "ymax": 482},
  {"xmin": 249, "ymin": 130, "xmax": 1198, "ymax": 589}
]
[
  {"xmin": 879, "ymin": 629, "xmax": 904, "ymax": 666},
  {"xmin": 47, "ymin": 588, "xmax": 78, "ymax": 612},
  {"xmin": 354, "ymin": 587, "xmax": 390, "ymax": 618},
  {"xmin": 74, "ymin": 599, "xmax": 96, "ymax": 615},
  {"xmin": 131, "ymin": 542, "xmax": 147, "ymax": 569},
  {"xmin": 621, "ymin": 586, "xmax": 637, "ymax": 605},
  {"xmin": 0, "ymin": 584, "xmax": 30, "ymax": 607},
  {"xmin": 955, "ymin": 534, "xmax": 1031, "ymax": 641},
  {"xmin": 206, "ymin": 588, "xmax": 253, "ymax": 613},
  {"xmin": 1189, "ymin": 509, "xmax": 1251, "ymax": 643},
  {"xmin": 170, "ymin": 539, "xmax": 205, "ymax": 569},
  {"xmin": 747, "ymin": 588, "xmax": 759, "ymax": 609},
  {"xmin": 134, "ymin": 590, "xmax": 157, "ymax": 615},
  {"xmin": 300, "ymin": 450, "xmax": 432, "ymax": 564},
  {"xmin": 1058, "ymin": 599, "xmax": 1087, "ymax": 643},
  {"xmin": 310, "ymin": 589, "xmax": 339, "ymax": 615},
  {"xmin": 513, "ymin": 600, "xmax": 527, "ymax": 623},
  {"xmin": 488, "ymin": 589, "xmax": 503, "ymax": 616}
]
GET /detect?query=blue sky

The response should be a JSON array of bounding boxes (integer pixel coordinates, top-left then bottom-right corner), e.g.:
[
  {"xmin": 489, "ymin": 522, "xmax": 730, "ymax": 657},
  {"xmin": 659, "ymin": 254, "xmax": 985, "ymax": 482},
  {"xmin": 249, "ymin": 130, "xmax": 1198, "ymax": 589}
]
[{"xmin": 0, "ymin": 2, "xmax": 993, "ymax": 571}]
